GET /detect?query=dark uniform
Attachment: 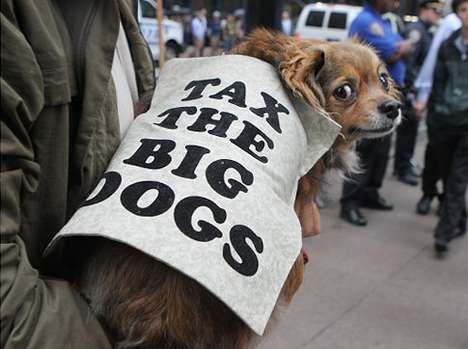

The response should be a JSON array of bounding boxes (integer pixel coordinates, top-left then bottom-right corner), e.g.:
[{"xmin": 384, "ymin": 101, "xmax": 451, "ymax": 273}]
[
  {"xmin": 340, "ymin": 3, "xmax": 406, "ymax": 226},
  {"xmin": 394, "ymin": 18, "xmax": 435, "ymax": 183}
]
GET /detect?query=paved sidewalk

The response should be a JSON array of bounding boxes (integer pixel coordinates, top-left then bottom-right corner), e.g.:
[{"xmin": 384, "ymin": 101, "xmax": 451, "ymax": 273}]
[{"xmin": 258, "ymin": 139, "xmax": 468, "ymax": 349}]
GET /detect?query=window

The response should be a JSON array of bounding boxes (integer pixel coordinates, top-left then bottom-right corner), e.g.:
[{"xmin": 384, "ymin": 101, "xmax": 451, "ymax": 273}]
[
  {"xmin": 305, "ymin": 10, "xmax": 325, "ymax": 27},
  {"xmin": 328, "ymin": 12, "xmax": 347, "ymax": 29}
]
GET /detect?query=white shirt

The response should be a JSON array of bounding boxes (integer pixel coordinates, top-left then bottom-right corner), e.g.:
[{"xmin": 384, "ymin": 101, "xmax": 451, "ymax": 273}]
[
  {"xmin": 111, "ymin": 22, "xmax": 139, "ymax": 139},
  {"xmin": 191, "ymin": 16, "xmax": 207, "ymax": 40}
]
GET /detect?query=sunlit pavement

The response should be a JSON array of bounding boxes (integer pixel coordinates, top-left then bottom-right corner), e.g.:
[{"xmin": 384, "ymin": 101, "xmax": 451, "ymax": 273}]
[{"xmin": 258, "ymin": 133, "xmax": 468, "ymax": 349}]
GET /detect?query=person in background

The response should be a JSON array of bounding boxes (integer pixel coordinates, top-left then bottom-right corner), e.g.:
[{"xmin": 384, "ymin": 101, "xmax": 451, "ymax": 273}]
[
  {"xmin": 281, "ymin": 9, "xmax": 293, "ymax": 36},
  {"xmin": 191, "ymin": 7, "xmax": 208, "ymax": 57},
  {"xmin": 235, "ymin": 11, "xmax": 246, "ymax": 43},
  {"xmin": 393, "ymin": 0, "xmax": 443, "ymax": 186},
  {"xmin": 414, "ymin": 7, "xmax": 462, "ymax": 215},
  {"xmin": 1, "ymin": 0, "xmax": 155, "ymax": 347},
  {"xmin": 223, "ymin": 13, "xmax": 237, "ymax": 52},
  {"xmin": 430, "ymin": 0, "xmax": 468, "ymax": 254},
  {"xmin": 183, "ymin": 12, "xmax": 194, "ymax": 47},
  {"xmin": 339, "ymin": 0, "xmax": 413, "ymax": 227},
  {"xmin": 209, "ymin": 10, "xmax": 223, "ymax": 55}
]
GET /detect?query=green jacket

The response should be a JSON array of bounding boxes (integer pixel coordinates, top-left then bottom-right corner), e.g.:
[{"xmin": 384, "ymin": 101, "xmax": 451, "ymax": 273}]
[
  {"xmin": 1, "ymin": 0, "xmax": 155, "ymax": 347},
  {"xmin": 430, "ymin": 29, "xmax": 468, "ymax": 132}
]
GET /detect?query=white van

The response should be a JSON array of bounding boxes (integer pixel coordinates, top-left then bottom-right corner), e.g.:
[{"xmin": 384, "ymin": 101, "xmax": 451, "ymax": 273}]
[
  {"xmin": 295, "ymin": 3, "xmax": 362, "ymax": 41},
  {"xmin": 138, "ymin": 0, "xmax": 184, "ymax": 61}
]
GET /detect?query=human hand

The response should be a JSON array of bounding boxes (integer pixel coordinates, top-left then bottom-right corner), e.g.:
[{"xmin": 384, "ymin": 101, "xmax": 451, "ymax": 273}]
[
  {"xmin": 398, "ymin": 40, "xmax": 413, "ymax": 56},
  {"xmin": 413, "ymin": 101, "xmax": 427, "ymax": 120},
  {"xmin": 295, "ymin": 178, "xmax": 321, "ymax": 237}
]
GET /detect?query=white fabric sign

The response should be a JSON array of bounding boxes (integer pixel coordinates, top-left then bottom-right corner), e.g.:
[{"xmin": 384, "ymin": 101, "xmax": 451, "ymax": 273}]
[{"xmin": 47, "ymin": 55, "xmax": 341, "ymax": 335}]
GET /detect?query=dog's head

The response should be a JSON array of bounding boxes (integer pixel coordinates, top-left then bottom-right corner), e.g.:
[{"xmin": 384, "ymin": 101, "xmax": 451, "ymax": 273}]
[
  {"xmin": 234, "ymin": 29, "xmax": 401, "ymax": 170},
  {"xmin": 297, "ymin": 39, "xmax": 401, "ymax": 140}
]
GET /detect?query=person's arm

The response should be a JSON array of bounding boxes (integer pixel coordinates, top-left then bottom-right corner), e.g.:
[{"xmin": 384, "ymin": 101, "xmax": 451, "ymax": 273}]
[
  {"xmin": 385, "ymin": 39, "xmax": 413, "ymax": 64},
  {"xmin": 354, "ymin": 18, "xmax": 411, "ymax": 64},
  {"xmin": 414, "ymin": 13, "xmax": 462, "ymax": 106},
  {"xmin": 1, "ymin": 10, "xmax": 111, "ymax": 349},
  {"xmin": 429, "ymin": 40, "xmax": 449, "ymax": 110},
  {"xmin": 1, "ymin": 12, "xmax": 44, "ymax": 307}
]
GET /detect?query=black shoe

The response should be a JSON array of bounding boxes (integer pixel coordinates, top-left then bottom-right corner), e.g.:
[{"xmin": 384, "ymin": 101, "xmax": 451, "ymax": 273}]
[
  {"xmin": 416, "ymin": 195, "xmax": 433, "ymax": 215},
  {"xmin": 340, "ymin": 207, "xmax": 367, "ymax": 226},
  {"xmin": 397, "ymin": 172, "xmax": 419, "ymax": 186},
  {"xmin": 434, "ymin": 237, "xmax": 449, "ymax": 254},
  {"xmin": 361, "ymin": 196, "xmax": 393, "ymax": 211}
]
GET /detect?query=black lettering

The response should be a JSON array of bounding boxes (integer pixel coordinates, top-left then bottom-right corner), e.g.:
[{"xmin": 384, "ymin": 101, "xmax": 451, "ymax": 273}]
[
  {"xmin": 120, "ymin": 181, "xmax": 175, "ymax": 217},
  {"xmin": 230, "ymin": 121, "xmax": 274, "ymax": 163},
  {"xmin": 209, "ymin": 81, "xmax": 247, "ymax": 108},
  {"xmin": 181, "ymin": 79, "xmax": 221, "ymax": 101},
  {"xmin": 154, "ymin": 106, "xmax": 197, "ymax": 129},
  {"xmin": 206, "ymin": 159, "xmax": 254, "ymax": 199},
  {"xmin": 174, "ymin": 196, "xmax": 226, "ymax": 242},
  {"xmin": 187, "ymin": 108, "xmax": 238, "ymax": 138},
  {"xmin": 171, "ymin": 145, "xmax": 211, "ymax": 179},
  {"xmin": 223, "ymin": 225, "xmax": 264, "ymax": 276},
  {"xmin": 123, "ymin": 139, "xmax": 175, "ymax": 170},
  {"xmin": 249, "ymin": 92, "xmax": 290, "ymax": 134},
  {"xmin": 81, "ymin": 171, "xmax": 122, "ymax": 207}
]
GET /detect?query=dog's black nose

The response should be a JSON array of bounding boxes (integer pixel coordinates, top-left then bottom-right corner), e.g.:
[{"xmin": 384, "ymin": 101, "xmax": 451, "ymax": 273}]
[{"xmin": 378, "ymin": 100, "xmax": 400, "ymax": 120}]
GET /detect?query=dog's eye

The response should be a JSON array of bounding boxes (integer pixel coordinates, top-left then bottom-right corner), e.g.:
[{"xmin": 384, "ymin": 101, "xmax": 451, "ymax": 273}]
[
  {"xmin": 333, "ymin": 84, "xmax": 354, "ymax": 101},
  {"xmin": 380, "ymin": 73, "xmax": 390, "ymax": 90}
]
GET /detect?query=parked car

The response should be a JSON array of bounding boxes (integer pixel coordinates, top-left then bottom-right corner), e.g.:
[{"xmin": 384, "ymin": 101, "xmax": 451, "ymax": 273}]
[
  {"xmin": 295, "ymin": 3, "xmax": 362, "ymax": 41},
  {"xmin": 138, "ymin": 0, "xmax": 184, "ymax": 61}
]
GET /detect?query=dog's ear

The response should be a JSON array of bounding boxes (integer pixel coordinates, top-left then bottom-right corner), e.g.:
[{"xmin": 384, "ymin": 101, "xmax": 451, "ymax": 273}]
[
  {"xmin": 232, "ymin": 28, "xmax": 292, "ymax": 68},
  {"xmin": 280, "ymin": 48, "xmax": 326, "ymax": 111},
  {"xmin": 233, "ymin": 29, "xmax": 326, "ymax": 110}
]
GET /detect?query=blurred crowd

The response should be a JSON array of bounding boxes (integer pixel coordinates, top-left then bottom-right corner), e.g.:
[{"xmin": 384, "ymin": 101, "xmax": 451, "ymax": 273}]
[
  {"xmin": 165, "ymin": 6, "xmax": 297, "ymax": 56},
  {"xmin": 166, "ymin": 6, "xmax": 246, "ymax": 56}
]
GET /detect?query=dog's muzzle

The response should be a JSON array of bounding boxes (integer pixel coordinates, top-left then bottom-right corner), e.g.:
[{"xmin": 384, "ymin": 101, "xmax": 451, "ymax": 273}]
[{"xmin": 378, "ymin": 100, "xmax": 401, "ymax": 121}]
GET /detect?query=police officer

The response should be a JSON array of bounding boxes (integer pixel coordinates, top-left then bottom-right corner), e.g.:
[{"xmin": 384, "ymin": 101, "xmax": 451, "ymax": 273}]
[
  {"xmin": 393, "ymin": 1, "xmax": 443, "ymax": 186},
  {"xmin": 340, "ymin": 0, "xmax": 413, "ymax": 226}
]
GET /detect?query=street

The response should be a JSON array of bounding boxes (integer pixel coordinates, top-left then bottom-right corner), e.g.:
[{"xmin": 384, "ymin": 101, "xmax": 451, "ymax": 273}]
[{"xmin": 258, "ymin": 135, "xmax": 468, "ymax": 349}]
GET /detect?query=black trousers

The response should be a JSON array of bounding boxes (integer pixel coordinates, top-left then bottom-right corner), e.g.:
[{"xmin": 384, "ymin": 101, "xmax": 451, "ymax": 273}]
[
  {"xmin": 434, "ymin": 133, "xmax": 468, "ymax": 239},
  {"xmin": 394, "ymin": 104, "xmax": 419, "ymax": 175},
  {"xmin": 421, "ymin": 142, "xmax": 441, "ymax": 197},
  {"xmin": 341, "ymin": 135, "xmax": 392, "ymax": 208},
  {"xmin": 420, "ymin": 117, "xmax": 445, "ymax": 199}
]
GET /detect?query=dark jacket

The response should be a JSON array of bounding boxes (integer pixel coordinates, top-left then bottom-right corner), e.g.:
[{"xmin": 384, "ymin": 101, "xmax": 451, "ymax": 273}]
[
  {"xmin": 429, "ymin": 29, "xmax": 468, "ymax": 137},
  {"xmin": 1, "ymin": 0, "xmax": 155, "ymax": 347}
]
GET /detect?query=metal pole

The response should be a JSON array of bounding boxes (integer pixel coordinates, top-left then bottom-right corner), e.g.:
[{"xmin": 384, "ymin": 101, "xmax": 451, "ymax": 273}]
[{"xmin": 157, "ymin": 0, "xmax": 165, "ymax": 68}]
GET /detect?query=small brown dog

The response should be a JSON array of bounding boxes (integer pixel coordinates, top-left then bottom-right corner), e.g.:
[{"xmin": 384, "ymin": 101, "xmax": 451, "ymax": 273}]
[{"xmin": 74, "ymin": 29, "xmax": 400, "ymax": 349}]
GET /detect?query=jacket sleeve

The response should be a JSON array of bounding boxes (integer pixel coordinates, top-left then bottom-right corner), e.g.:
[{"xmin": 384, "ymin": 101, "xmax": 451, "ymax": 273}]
[
  {"xmin": 429, "ymin": 40, "xmax": 449, "ymax": 110},
  {"xmin": 0, "ymin": 10, "xmax": 111, "ymax": 349},
  {"xmin": 350, "ymin": 15, "xmax": 398, "ymax": 61}
]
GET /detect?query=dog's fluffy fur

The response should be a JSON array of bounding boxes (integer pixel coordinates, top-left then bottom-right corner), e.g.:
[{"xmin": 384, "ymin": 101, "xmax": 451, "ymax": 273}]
[{"xmin": 74, "ymin": 29, "xmax": 400, "ymax": 349}]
